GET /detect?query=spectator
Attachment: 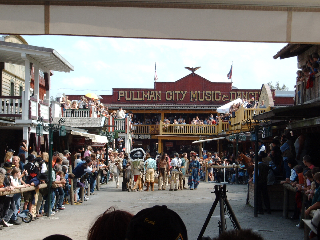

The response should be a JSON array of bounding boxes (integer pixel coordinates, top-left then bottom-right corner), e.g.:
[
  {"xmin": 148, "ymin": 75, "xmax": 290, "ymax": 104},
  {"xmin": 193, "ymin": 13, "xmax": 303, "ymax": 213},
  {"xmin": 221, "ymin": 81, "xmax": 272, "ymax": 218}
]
[
  {"xmin": 88, "ymin": 207, "xmax": 133, "ymax": 240},
  {"xmin": 126, "ymin": 205, "xmax": 188, "ymax": 240},
  {"xmin": 304, "ymin": 155, "xmax": 315, "ymax": 171},
  {"xmin": 74, "ymin": 153, "xmax": 83, "ymax": 168},
  {"xmin": 84, "ymin": 146, "xmax": 92, "ymax": 158},
  {"xmin": 305, "ymin": 172, "xmax": 320, "ymax": 217},
  {"xmin": 116, "ymin": 107, "xmax": 126, "ymax": 119},
  {"xmin": 18, "ymin": 140, "xmax": 28, "ymax": 159},
  {"xmin": 1, "ymin": 162, "xmax": 15, "ymax": 227}
]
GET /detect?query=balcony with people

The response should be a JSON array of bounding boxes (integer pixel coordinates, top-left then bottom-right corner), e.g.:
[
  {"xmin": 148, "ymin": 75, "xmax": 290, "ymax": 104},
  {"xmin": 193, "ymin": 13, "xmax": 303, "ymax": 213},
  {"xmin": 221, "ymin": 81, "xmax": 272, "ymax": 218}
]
[{"xmin": 52, "ymin": 95, "xmax": 132, "ymax": 133}]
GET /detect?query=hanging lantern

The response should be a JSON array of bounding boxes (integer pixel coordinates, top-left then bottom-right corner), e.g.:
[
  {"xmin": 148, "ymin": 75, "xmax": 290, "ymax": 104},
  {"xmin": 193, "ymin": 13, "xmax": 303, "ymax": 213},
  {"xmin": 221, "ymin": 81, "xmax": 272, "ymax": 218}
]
[
  {"xmin": 59, "ymin": 125, "xmax": 66, "ymax": 136},
  {"xmin": 36, "ymin": 124, "xmax": 43, "ymax": 136}
]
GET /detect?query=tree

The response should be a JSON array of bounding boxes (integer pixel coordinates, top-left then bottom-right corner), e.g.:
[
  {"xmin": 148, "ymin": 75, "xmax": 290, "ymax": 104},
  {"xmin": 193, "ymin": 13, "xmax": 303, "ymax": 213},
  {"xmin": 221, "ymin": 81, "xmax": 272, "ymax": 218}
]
[{"xmin": 267, "ymin": 81, "xmax": 289, "ymax": 91}]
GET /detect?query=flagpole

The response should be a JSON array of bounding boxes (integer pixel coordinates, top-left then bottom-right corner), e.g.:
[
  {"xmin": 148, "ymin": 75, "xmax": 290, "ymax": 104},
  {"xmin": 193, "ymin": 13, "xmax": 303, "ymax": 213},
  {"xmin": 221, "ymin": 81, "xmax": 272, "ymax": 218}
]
[
  {"xmin": 154, "ymin": 62, "xmax": 157, "ymax": 82},
  {"xmin": 231, "ymin": 61, "xmax": 233, "ymax": 84}
]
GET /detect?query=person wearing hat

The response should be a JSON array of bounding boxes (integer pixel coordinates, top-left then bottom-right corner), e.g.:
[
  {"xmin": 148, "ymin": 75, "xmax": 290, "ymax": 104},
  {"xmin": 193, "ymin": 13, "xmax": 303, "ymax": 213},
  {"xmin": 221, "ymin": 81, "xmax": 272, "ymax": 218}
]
[
  {"xmin": 188, "ymin": 154, "xmax": 200, "ymax": 190},
  {"xmin": 125, "ymin": 205, "xmax": 188, "ymax": 240}
]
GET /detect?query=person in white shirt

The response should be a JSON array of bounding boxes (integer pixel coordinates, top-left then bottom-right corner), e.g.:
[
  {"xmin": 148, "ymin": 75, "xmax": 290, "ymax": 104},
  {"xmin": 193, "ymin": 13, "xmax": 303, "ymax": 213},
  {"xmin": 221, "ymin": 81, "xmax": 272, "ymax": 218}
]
[
  {"xmin": 116, "ymin": 107, "xmax": 126, "ymax": 119},
  {"xmin": 170, "ymin": 153, "xmax": 182, "ymax": 191},
  {"xmin": 74, "ymin": 153, "xmax": 83, "ymax": 168}
]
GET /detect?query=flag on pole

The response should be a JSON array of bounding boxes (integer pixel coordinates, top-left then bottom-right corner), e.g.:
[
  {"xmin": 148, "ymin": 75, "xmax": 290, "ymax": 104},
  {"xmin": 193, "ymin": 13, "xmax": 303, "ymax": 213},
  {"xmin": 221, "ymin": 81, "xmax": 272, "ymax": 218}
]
[
  {"xmin": 227, "ymin": 65, "xmax": 233, "ymax": 80},
  {"xmin": 154, "ymin": 62, "xmax": 158, "ymax": 82}
]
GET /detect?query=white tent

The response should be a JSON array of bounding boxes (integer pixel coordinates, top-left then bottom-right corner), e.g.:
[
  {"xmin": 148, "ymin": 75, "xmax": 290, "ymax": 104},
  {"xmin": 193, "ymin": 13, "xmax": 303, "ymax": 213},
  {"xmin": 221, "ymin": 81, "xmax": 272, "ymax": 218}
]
[{"xmin": 217, "ymin": 98, "xmax": 243, "ymax": 113}]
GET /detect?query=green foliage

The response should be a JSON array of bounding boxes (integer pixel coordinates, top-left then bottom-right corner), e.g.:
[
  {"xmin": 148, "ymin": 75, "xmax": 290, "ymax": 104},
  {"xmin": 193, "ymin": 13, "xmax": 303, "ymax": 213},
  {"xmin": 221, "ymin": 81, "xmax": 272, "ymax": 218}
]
[{"xmin": 267, "ymin": 81, "xmax": 289, "ymax": 91}]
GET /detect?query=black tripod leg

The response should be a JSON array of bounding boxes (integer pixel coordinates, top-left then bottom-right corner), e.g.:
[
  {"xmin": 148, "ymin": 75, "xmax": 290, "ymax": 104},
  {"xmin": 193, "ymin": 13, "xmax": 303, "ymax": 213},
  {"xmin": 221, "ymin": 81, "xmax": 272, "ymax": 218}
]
[
  {"xmin": 224, "ymin": 198, "xmax": 241, "ymax": 229},
  {"xmin": 197, "ymin": 197, "xmax": 220, "ymax": 240}
]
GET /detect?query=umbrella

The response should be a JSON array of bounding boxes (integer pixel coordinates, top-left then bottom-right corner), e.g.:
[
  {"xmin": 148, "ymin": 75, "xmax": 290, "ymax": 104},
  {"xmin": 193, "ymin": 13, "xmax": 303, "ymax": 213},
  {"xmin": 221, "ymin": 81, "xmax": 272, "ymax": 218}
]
[{"xmin": 85, "ymin": 93, "xmax": 99, "ymax": 99}]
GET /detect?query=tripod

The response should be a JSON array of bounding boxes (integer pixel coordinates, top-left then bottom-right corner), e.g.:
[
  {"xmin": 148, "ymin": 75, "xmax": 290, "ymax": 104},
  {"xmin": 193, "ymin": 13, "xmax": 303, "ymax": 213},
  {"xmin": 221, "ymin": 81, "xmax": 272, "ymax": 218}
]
[{"xmin": 197, "ymin": 184, "xmax": 241, "ymax": 240}]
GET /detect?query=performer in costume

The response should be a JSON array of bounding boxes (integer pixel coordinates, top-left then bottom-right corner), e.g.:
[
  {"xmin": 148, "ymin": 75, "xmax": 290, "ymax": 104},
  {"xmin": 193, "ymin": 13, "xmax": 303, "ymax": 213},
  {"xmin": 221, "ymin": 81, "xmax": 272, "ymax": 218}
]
[
  {"xmin": 158, "ymin": 153, "xmax": 169, "ymax": 190},
  {"xmin": 144, "ymin": 153, "xmax": 157, "ymax": 191},
  {"xmin": 109, "ymin": 153, "xmax": 121, "ymax": 188},
  {"xmin": 188, "ymin": 153, "xmax": 200, "ymax": 190},
  {"xmin": 180, "ymin": 152, "xmax": 188, "ymax": 189},
  {"xmin": 170, "ymin": 153, "xmax": 181, "ymax": 191},
  {"xmin": 130, "ymin": 148, "xmax": 146, "ymax": 192}
]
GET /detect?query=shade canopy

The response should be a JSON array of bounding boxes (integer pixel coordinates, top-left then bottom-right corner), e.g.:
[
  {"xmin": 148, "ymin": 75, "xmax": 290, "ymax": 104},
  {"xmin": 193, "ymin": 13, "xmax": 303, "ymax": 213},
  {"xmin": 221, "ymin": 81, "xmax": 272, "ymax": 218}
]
[{"xmin": 217, "ymin": 98, "xmax": 243, "ymax": 114}]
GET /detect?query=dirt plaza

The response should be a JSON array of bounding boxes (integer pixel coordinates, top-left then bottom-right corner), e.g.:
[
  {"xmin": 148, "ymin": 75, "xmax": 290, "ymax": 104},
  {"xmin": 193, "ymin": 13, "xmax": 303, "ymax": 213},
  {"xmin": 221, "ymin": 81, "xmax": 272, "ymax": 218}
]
[{"xmin": 1, "ymin": 180, "xmax": 304, "ymax": 240}]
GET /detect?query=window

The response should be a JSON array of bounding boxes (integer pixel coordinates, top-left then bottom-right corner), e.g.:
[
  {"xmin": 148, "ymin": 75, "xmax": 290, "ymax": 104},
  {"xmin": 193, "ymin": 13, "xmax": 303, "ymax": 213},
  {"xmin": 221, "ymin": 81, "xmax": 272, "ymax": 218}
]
[
  {"xmin": 19, "ymin": 86, "xmax": 23, "ymax": 96},
  {"xmin": 10, "ymin": 81, "xmax": 14, "ymax": 96}
]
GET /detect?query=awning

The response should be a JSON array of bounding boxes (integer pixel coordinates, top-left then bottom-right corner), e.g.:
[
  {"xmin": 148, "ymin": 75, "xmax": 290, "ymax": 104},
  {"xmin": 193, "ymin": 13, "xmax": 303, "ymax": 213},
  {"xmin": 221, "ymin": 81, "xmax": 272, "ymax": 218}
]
[
  {"xmin": 192, "ymin": 137, "xmax": 225, "ymax": 144},
  {"xmin": 71, "ymin": 130, "xmax": 108, "ymax": 143},
  {"xmin": 0, "ymin": 41, "xmax": 74, "ymax": 72},
  {"xmin": 253, "ymin": 101, "xmax": 320, "ymax": 121},
  {"xmin": 217, "ymin": 98, "xmax": 242, "ymax": 113}
]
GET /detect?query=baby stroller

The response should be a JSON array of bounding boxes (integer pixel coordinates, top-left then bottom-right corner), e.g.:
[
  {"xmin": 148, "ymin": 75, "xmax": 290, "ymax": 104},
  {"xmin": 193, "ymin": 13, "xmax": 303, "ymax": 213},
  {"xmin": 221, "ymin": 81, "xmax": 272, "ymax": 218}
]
[{"xmin": 17, "ymin": 209, "xmax": 33, "ymax": 223}]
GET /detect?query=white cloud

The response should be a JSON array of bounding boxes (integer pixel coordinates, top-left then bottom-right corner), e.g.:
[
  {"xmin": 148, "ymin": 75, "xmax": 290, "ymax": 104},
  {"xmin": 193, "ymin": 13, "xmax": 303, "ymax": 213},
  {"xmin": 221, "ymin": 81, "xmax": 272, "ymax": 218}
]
[
  {"xmin": 73, "ymin": 40, "xmax": 95, "ymax": 52},
  {"xmin": 91, "ymin": 61, "xmax": 111, "ymax": 71},
  {"xmin": 62, "ymin": 76, "xmax": 95, "ymax": 87}
]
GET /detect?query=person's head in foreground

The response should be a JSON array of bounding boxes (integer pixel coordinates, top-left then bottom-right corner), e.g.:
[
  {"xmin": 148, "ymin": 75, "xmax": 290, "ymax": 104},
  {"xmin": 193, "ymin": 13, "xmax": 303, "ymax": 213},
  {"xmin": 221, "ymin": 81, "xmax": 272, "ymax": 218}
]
[
  {"xmin": 125, "ymin": 205, "xmax": 188, "ymax": 240},
  {"xmin": 211, "ymin": 229, "xmax": 264, "ymax": 240},
  {"xmin": 43, "ymin": 235, "xmax": 73, "ymax": 240},
  {"xmin": 88, "ymin": 206, "xmax": 134, "ymax": 240}
]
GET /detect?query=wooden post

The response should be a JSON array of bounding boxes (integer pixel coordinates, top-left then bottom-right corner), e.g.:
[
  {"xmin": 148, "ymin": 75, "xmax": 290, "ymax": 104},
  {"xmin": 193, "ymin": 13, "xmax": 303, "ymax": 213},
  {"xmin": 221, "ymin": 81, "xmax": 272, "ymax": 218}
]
[
  {"xmin": 159, "ymin": 120, "xmax": 163, "ymax": 135},
  {"xmin": 283, "ymin": 186, "xmax": 289, "ymax": 218},
  {"xmin": 69, "ymin": 165, "xmax": 74, "ymax": 205},
  {"xmin": 158, "ymin": 139, "xmax": 163, "ymax": 154},
  {"xmin": 97, "ymin": 169, "xmax": 100, "ymax": 191},
  {"xmin": 205, "ymin": 163, "xmax": 208, "ymax": 182},
  {"xmin": 87, "ymin": 179, "xmax": 90, "ymax": 197},
  {"xmin": 199, "ymin": 143, "xmax": 202, "ymax": 157},
  {"xmin": 80, "ymin": 186, "xmax": 84, "ymax": 202}
]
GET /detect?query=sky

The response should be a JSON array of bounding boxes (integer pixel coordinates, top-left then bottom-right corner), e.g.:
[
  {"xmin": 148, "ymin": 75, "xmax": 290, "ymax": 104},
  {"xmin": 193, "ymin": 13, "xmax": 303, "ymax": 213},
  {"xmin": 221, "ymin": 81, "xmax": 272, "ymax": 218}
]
[{"xmin": 22, "ymin": 35, "xmax": 298, "ymax": 99}]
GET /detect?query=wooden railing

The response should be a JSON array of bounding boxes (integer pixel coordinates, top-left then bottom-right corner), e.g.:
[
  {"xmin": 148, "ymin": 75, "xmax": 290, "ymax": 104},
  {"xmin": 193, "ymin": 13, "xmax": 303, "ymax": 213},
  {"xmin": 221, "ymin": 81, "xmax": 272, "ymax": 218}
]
[
  {"xmin": 160, "ymin": 121, "xmax": 219, "ymax": 135},
  {"xmin": 132, "ymin": 124, "xmax": 159, "ymax": 135},
  {"xmin": 230, "ymin": 106, "xmax": 271, "ymax": 131},
  {"xmin": 0, "ymin": 96, "xmax": 22, "ymax": 117},
  {"xmin": 63, "ymin": 109, "xmax": 90, "ymax": 117}
]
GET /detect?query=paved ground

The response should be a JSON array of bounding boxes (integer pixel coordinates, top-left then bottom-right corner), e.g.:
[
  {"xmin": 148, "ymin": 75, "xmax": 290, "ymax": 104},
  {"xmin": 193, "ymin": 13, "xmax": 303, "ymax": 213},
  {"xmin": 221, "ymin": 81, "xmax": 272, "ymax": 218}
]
[{"xmin": 1, "ymin": 179, "xmax": 304, "ymax": 240}]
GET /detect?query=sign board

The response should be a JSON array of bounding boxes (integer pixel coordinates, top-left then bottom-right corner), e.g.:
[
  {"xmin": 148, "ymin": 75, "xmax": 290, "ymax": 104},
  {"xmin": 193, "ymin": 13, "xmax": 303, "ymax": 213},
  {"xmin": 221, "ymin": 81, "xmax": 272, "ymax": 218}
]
[{"xmin": 132, "ymin": 134, "xmax": 151, "ymax": 139}]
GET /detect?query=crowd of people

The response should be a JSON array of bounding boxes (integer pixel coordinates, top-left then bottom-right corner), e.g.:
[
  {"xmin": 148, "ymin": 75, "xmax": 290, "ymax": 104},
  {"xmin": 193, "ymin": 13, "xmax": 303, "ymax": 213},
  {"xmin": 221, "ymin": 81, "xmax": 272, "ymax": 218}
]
[
  {"xmin": 296, "ymin": 52, "xmax": 320, "ymax": 92},
  {"xmin": 0, "ymin": 145, "xmax": 241, "ymax": 231},
  {"xmin": 0, "ymin": 144, "xmax": 111, "ymax": 229},
  {"xmin": 60, "ymin": 95, "xmax": 130, "ymax": 119}
]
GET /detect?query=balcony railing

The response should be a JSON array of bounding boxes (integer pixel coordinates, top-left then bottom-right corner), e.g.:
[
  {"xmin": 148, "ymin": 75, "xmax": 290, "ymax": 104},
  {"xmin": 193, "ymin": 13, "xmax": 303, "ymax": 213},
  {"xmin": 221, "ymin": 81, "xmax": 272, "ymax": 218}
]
[
  {"xmin": 230, "ymin": 106, "xmax": 271, "ymax": 131},
  {"xmin": 160, "ymin": 121, "xmax": 219, "ymax": 135},
  {"xmin": 0, "ymin": 96, "xmax": 22, "ymax": 117},
  {"xmin": 132, "ymin": 124, "xmax": 160, "ymax": 135},
  {"xmin": 63, "ymin": 109, "xmax": 90, "ymax": 117},
  {"xmin": 295, "ymin": 73, "xmax": 320, "ymax": 105},
  {"xmin": 104, "ymin": 116, "xmax": 131, "ymax": 134}
]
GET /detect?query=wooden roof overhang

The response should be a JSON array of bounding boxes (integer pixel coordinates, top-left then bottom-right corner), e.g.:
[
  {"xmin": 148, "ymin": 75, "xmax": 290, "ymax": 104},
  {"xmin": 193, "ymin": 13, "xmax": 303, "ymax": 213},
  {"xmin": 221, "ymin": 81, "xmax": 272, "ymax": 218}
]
[{"xmin": 254, "ymin": 102, "xmax": 320, "ymax": 122}]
